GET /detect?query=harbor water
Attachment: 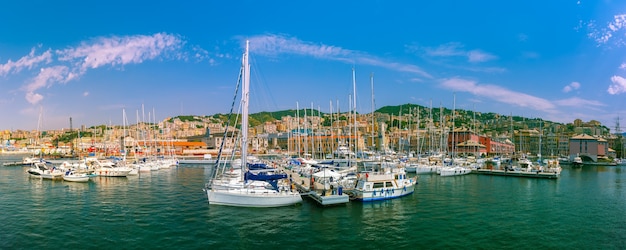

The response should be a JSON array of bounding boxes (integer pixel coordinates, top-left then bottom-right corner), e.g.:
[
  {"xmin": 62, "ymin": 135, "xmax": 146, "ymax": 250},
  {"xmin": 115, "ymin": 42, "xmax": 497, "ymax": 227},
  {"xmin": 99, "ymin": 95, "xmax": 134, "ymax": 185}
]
[{"xmin": 1, "ymin": 154, "xmax": 625, "ymax": 249}]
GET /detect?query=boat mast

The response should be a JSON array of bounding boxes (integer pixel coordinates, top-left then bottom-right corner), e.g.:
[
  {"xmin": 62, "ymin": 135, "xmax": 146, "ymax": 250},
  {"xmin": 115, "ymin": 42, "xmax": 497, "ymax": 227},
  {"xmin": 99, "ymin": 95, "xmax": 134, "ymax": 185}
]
[
  {"xmin": 352, "ymin": 67, "xmax": 357, "ymax": 164},
  {"xmin": 329, "ymin": 100, "xmax": 333, "ymax": 158},
  {"xmin": 539, "ymin": 119, "xmax": 542, "ymax": 164},
  {"xmin": 241, "ymin": 40, "xmax": 250, "ymax": 167},
  {"xmin": 370, "ymin": 73, "xmax": 375, "ymax": 151},
  {"xmin": 452, "ymin": 93, "xmax": 456, "ymax": 161},
  {"xmin": 296, "ymin": 102, "xmax": 301, "ymax": 158}
]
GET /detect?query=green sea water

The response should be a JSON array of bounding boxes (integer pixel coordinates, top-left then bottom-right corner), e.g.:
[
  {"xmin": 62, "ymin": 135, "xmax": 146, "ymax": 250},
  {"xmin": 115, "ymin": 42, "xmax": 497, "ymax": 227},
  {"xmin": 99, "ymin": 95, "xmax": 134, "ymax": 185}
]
[{"xmin": 1, "ymin": 154, "xmax": 625, "ymax": 249}]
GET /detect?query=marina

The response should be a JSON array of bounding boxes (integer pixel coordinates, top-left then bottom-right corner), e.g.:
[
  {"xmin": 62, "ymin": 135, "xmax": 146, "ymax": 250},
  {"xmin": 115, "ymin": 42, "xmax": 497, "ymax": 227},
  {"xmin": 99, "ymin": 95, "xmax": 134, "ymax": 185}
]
[{"xmin": 1, "ymin": 154, "xmax": 625, "ymax": 249}]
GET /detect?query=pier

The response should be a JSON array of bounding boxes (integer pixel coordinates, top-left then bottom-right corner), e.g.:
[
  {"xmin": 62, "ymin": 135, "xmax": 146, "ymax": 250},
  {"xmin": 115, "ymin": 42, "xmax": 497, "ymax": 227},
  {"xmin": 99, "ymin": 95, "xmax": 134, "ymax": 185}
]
[
  {"xmin": 472, "ymin": 169, "xmax": 559, "ymax": 179},
  {"xmin": 282, "ymin": 166, "xmax": 350, "ymax": 206}
]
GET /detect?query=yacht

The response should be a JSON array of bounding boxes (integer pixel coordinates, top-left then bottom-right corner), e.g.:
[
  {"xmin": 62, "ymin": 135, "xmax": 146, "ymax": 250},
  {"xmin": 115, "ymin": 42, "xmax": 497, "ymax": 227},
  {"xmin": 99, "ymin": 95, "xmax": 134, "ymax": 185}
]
[{"xmin": 349, "ymin": 167, "xmax": 417, "ymax": 201}]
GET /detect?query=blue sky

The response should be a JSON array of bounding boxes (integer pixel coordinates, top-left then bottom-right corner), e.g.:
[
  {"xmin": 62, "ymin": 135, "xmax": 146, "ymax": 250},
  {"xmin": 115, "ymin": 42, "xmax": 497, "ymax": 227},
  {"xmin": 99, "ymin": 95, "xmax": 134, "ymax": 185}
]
[{"xmin": 2, "ymin": 0, "xmax": 626, "ymax": 131}]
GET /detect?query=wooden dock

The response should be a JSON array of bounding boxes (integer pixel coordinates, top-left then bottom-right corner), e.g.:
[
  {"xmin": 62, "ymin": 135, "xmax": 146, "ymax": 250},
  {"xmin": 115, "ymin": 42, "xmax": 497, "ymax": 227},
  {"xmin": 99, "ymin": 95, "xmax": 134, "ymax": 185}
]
[
  {"xmin": 473, "ymin": 169, "xmax": 559, "ymax": 179},
  {"xmin": 282, "ymin": 166, "xmax": 350, "ymax": 206},
  {"xmin": 3, "ymin": 161, "xmax": 25, "ymax": 166}
]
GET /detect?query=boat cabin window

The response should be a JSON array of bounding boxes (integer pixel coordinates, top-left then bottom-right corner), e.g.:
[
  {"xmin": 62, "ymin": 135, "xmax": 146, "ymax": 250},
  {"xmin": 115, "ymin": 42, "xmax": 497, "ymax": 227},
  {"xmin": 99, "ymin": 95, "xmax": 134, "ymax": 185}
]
[
  {"xmin": 385, "ymin": 181, "xmax": 393, "ymax": 187},
  {"xmin": 373, "ymin": 182, "xmax": 384, "ymax": 189}
]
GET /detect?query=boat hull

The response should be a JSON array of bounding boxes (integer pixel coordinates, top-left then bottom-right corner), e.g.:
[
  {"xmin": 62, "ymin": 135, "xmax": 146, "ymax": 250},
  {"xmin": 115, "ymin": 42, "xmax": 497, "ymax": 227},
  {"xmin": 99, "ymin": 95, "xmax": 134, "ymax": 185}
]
[
  {"xmin": 27, "ymin": 169, "xmax": 63, "ymax": 180},
  {"xmin": 94, "ymin": 169, "xmax": 131, "ymax": 177},
  {"xmin": 63, "ymin": 175, "xmax": 90, "ymax": 182},
  {"xmin": 439, "ymin": 167, "xmax": 472, "ymax": 176},
  {"xmin": 352, "ymin": 182, "xmax": 416, "ymax": 202},
  {"xmin": 206, "ymin": 188, "xmax": 302, "ymax": 207}
]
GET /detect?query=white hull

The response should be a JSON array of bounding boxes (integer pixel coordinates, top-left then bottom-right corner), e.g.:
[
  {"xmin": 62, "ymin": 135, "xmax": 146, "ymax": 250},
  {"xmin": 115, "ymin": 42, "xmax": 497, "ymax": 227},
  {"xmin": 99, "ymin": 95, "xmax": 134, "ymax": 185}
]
[
  {"xmin": 439, "ymin": 166, "xmax": 472, "ymax": 176},
  {"xmin": 128, "ymin": 168, "xmax": 138, "ymax": 175},
  {"xmin": 353, "ymin": 184, "xmax": 416, "ymax": 201},
  {"xmin": 63, "ymin": 175, "xmax": 90, "ymax": 182},
  {"xmin": 27, "ymin": 162, "xmax": 63, "ymax": 179},
  {"xmin": 404, "ymin": 165, "xmax": 417, "ymax": 173},
  {"xmin": 36, "ymin": 172, "xmax": 64, "ymax": 180},
  {"xmin": 206, "ymin": 188, "xmax": 302, "ymax": 207},
  {"xmin": 94, "ymin": 168, "xmax": 131, "ymax": 177},
  {"xmin": 415, "ymin": 166, "xmax": 440, "ymax": 174},
  {"xmin": 352, "ymin": 171, "xmax": 417, "ymax": 202}
]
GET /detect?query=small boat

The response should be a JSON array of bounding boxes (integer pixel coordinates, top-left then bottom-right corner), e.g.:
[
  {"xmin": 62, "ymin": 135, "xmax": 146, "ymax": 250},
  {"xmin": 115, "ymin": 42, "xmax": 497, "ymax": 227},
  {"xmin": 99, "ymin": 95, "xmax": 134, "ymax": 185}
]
[
  {"xmin": 22, "ymin": 156, "xmax": 46, "ymax": 165},
  {"xmin": 439, "ymin": 165, "xmax": 472, "ymax": 176},
  {"xmin": 349, "ymin": 168, "xmax": 417, "ymax": 202},
  {"xmin": 63, "ymin": 170, "xmax": 90, "ymax": 182},
  {"xmin": 27, "ymin": 162, "xmax": 63, "ymax": 180},
  {"xmin": 572, "ymin": 155, "xmax": 583, "ymax": 168}
]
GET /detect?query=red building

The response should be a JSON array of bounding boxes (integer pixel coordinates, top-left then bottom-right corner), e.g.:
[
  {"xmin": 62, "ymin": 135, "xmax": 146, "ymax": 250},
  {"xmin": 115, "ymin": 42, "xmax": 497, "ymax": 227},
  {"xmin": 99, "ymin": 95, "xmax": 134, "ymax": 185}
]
[{"xmin": 449, "ymin": 128, "xmax": 514, "ymax": 156}]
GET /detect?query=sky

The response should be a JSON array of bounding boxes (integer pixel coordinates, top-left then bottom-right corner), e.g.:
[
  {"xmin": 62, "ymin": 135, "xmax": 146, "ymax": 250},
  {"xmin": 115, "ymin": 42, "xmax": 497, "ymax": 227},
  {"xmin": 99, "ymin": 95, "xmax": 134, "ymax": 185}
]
[{"xmin": 2, "ymin": 0, "xmax": 626, "ymax": 131}]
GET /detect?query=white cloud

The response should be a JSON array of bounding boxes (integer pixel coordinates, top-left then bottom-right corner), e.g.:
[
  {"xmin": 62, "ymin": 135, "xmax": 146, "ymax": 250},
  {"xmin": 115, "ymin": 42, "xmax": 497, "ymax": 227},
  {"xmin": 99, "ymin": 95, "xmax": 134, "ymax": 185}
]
[
  {"xmin": 0, "ymin": 48, "xmax": 52, "ymax": 76},
  {"xmin": 7, "ymin": 33, "xmax": 186, "ymax": 105},
  {"xmin": 25, "ymin": 92, "xmax": 43, "ymax": 104},
  {"xmin": 247, "ymin": 34, "xmax": 432, "ymax": 78},
  {"xmin": 467, "ymin": 50, "xmax": 497, "ymax": 63},
  {"xmin": 423, "ymin": 43, "xmax": 465, "ymax": 57},
  {"xmin": 420, "ymin": 42, "xmax": 497, "ymax": 63},
  {"xmin": 553, "ymin": 97, "xmax": 605, "ymax": 108},
  {"xmin": 249, "ymin": 34, "xmax": 351, "ymax": 59},
  {"xmin": 23, "ymin": 66, "xmax": 70, "ymax": 104},
  {"xmin": 620, "ymin": 63, "xmax": 626, "ymax": 69},
  {"xmin": 562, "ymin": 81, "xmax": 581, "ymax": 93},
  {"xmin": 83, "ymin": 91, "xmax": 89, "ymax": 97},
  {"xmin": 440, "ymin": 78, "xmax": 556, "ymax": 112},
  {"xmin": 588, "ymin": 14, "xmax": 626, "ymax": 46},
  {"xmin": 608, "ymin": 75, "xmax": 626, "ymax": 94},
  {"xmin": 57, "ymin": 33, "xmax": 183, "ymax": 74}
]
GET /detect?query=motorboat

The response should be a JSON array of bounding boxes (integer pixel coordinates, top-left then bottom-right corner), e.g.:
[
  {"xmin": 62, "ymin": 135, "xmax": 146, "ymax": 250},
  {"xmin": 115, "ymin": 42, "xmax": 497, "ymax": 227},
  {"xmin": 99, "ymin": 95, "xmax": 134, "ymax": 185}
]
[
  {"xmin": 349, "ymin": 168, "xmax": 417, "ymax": 201},
  {"xmin": 27, "ymin": 162, "xmax": 63, "ymax": 180},
  {"xmin": 63, "ymin": 169, "xmax": 90, "ymax": 182}
]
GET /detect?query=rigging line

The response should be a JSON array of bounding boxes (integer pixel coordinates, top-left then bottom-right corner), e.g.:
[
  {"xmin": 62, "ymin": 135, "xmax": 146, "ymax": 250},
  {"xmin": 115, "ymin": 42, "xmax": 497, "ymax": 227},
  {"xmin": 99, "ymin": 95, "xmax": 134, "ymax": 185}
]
[{"xmin": 212, "ymin": 67, "xmax": 243, "ymax": 179}]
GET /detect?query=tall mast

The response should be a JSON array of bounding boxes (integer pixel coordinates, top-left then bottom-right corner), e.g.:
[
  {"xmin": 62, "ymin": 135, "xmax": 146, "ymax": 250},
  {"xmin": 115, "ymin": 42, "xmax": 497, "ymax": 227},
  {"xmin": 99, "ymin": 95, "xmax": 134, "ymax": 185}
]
[
  {"xmin": 352, "ymin": 68, "xmax": 358, "ymax": 162},
  {"xmin": 241, "ymin": 40, "xmax": 250, "ymax": 166},
  {"xmin": 329, "ymin": 100, "xmax": 333, "ymax": 158},
  {"xmin": 452, "ymin": 93, "xmax": 456, "ymax": 159},
  {"xmin": 370, "ymin": 72, "xmax": 375, "ymax": 151},
  {"xmin": 296, "ymin": 102, "xmax": 301, "ymax": 158},
  {"xmin": 539, "ymin": 119, "xmax": 542, "ymax": 163}
]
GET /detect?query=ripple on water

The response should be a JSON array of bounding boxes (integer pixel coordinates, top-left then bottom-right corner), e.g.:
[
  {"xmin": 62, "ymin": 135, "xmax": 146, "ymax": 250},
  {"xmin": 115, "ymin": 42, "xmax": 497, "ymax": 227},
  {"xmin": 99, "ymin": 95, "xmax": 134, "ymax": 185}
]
[{"xmin": 2, "ymin": 159, "xmax": 626, "ymax": 249}]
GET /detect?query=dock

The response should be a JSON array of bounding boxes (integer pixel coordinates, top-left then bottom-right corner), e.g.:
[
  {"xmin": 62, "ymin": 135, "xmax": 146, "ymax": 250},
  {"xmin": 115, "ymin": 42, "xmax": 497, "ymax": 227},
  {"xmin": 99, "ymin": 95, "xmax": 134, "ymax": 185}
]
[
  {"xmin": 3, "ymin": 161, "xmax": 25, "ymax": 166},
  {"xmin": 473, "ymin": 169, "xmax": 559, "ymax": 179},
  {"xmin": 282, "ymin": 166, "xmax": 350, "ymax": 206}
]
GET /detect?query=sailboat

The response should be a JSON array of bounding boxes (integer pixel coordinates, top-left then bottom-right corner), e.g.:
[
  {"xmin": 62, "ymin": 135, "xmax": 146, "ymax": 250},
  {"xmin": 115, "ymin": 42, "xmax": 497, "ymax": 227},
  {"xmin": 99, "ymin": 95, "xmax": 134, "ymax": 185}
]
[
  {"xmin": 439, "ymin": 94, "xmax": 471, "ymax": 176},
  {"xmin": 204, "ymin": 41, "xmax": 302, "ymax": 207}
]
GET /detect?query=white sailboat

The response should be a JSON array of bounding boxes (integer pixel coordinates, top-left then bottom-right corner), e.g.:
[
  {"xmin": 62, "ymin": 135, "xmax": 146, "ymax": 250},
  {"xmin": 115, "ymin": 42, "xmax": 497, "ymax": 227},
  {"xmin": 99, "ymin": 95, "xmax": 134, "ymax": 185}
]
[
  {"xmin": 439, "ymin": 93, "xmax": 471, "ymax": 176},
  {"xmin": 204, "ymin": 41, "xmax": 302, "ymax": 207}
]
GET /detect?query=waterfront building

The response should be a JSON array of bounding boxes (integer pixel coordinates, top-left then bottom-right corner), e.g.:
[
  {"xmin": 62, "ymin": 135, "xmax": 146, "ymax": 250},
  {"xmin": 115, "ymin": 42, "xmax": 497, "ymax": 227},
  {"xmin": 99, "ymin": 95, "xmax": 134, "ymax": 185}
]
[
  {"xmin": 448, "ymin": 127, "xmax": 514, "ymax": 156},
  {"xmin": 569, "ymin": 134, "xmax": 610, "ymax": 162}
]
